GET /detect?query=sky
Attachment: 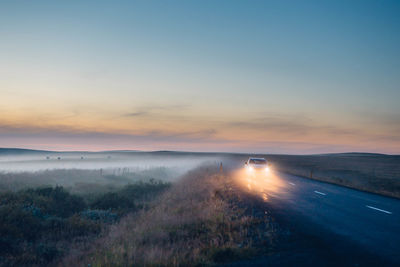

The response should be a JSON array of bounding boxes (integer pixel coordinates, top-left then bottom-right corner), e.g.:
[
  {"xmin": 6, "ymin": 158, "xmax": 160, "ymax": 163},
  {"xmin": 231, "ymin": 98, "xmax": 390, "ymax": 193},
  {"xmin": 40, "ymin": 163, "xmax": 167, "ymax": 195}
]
[{"xmin": 1, "ymin": 0, "xmax": 399, "ymax": 154}]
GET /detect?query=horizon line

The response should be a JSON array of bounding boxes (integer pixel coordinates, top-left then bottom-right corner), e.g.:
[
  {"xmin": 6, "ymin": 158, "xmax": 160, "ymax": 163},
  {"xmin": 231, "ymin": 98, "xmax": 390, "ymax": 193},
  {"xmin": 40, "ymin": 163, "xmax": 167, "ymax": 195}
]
[{"xmin": 0, "ymin": 147, "xmax": 396, "ymax": 156}]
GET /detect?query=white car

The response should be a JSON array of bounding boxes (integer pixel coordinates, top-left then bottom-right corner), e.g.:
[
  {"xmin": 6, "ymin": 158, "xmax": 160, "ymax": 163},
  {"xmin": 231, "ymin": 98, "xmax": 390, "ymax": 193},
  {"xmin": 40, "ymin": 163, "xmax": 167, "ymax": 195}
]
[{"xmin": 245, "ymin": 157, "xmax": 269, "ymax": 173}]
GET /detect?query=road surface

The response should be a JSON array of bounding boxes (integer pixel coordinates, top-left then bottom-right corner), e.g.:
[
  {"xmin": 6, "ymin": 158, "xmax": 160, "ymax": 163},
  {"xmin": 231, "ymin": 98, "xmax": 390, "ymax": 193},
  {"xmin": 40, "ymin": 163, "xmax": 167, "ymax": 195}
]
[{"xmin": 233, "ymin": 168, "xmax": 400, "ymax": 266}]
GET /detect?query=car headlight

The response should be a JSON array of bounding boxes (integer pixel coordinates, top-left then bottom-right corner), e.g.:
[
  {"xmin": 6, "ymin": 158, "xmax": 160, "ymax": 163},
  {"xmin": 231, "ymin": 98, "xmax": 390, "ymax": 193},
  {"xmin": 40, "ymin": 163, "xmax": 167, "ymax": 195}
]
[
  {"xmin": 265, "ymin": 166, "xmax": 270, "ymax": 172},
  {"xmin": 247, "ymin": 166, "xmax": 254, "ymax": 172}
]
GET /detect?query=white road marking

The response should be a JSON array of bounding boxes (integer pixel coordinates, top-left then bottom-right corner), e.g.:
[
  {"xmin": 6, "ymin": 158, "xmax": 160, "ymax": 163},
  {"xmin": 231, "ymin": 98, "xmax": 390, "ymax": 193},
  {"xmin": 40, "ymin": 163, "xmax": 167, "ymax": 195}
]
[
  {"xmin": 314, "ymin": 191, "xmax": 326, "ymax": 196},
  {"xmin": 366, "ymin": 205, "xmax": 392, "ymax": 214},
  {"xmin": 289, "ymin": 182, "xmax": 295, "ymax": 186}
]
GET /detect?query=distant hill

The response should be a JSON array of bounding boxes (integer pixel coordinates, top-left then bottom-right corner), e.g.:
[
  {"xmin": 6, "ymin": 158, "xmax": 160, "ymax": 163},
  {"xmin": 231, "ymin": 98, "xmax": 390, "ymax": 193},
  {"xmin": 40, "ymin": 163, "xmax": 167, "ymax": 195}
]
[
  {"xmin": 0, "ymin": 148, "xmax": 397, "ymax": 157},
  {"xmin": 317, "ymin": 152, "xmax": 400, "ymax": 158},
  {"xmin": 0, "ymin": 148, "xmax": 50, "ymax": 154}
]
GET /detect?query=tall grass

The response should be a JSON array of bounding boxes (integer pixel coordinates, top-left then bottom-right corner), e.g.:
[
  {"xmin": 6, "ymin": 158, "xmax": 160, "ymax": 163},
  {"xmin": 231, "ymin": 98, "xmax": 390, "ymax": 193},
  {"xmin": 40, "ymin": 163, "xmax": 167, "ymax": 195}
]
[{"xmin": 61, "ymin": 166, "xmax": 277, "ymax": 266}]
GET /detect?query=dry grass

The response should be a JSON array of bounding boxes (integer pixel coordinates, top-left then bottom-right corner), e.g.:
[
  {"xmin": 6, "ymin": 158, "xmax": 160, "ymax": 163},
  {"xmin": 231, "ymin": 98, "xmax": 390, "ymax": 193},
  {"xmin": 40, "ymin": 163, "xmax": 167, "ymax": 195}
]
[{"xmin": 60, "ymin": 166, "xmax": 276, "ymax": 266}]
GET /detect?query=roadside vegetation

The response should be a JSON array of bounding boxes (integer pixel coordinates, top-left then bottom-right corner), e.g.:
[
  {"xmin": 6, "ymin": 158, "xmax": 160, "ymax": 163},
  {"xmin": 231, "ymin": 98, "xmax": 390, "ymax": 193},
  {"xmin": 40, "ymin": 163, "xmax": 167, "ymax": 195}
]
[
  {"xmin": 61, "ymin": 167, "xmax": 278, "ymax": 266},
  {"xmin": 266, "ymin": 153, "xmax": 400, "ymax": 198},
  {"xmin": 0, "ymin": 167, "xmax": 176, "ymax": 194},
  {"xmin": 0, "ymin": 180, "xmax": 170, "ymax": 266}
]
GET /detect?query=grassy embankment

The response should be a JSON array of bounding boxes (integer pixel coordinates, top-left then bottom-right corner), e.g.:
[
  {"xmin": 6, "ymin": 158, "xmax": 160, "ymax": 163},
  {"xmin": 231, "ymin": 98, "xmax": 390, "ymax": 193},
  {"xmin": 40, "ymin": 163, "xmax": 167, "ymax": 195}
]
[
  {"xmin": 266, "ymin": 153, "xmax": 400, "ymax": 198},
  {"xmin": 61, "ymin": 166, "xmax": 278, "ymax": 266}
]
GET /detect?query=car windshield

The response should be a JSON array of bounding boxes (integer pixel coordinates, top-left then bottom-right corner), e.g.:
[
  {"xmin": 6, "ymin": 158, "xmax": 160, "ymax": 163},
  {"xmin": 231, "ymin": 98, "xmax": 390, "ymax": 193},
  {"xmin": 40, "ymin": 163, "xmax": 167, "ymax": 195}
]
[{"xmin": 249, "ymin": 159, "xmax": 266, "ymax": 164}]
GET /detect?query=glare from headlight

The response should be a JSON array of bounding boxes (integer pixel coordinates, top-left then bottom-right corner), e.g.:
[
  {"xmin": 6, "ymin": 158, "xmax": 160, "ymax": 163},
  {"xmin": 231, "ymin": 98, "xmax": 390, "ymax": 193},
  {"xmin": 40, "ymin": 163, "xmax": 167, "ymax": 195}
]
[{"xmin": 265, "ymin": 166, "xmax": 270, "ymax": 172}]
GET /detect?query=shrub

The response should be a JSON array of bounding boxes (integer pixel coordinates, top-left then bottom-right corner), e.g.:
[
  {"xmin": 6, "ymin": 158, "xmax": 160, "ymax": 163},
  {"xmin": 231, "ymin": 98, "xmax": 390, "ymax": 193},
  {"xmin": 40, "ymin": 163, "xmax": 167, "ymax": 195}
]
[
  {"xmin": 0, "ymin": 181, "xmax": 170, "ymax": 266},
  {"xmin": 0, "ymin": 204, "xmax": 42, "ymax": 243},
  {"xmin": 81, "ymin": 209, "xmax": 118, "ymax": 223},
  {"xmin": 24, "ymin": 186, "xmax": 87, "ymax": 217},
  {"xmin": 88, "ymin": 180, "xmax": 170, "ymax": 215},
  {"xmin": 65, "ymin": 215, "xmax": 101, "ymax": 236},
  {"xmin": 90, "ymin": 192, "xmax": 134, "ymax": 211}
]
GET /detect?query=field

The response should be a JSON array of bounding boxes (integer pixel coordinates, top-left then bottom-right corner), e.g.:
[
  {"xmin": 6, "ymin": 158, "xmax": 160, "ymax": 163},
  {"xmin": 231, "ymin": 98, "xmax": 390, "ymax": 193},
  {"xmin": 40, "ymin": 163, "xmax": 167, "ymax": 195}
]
[
  {"xmin": 0, "ymin": 149, "xmax": 399, "ymax": 266},
  {"xmin": 61, "ymin": 167, "xmax": 278, "ymax": 266},
  {"xmin": 0, "ymin": 151, "xmax": 279, "ymax": 266}
]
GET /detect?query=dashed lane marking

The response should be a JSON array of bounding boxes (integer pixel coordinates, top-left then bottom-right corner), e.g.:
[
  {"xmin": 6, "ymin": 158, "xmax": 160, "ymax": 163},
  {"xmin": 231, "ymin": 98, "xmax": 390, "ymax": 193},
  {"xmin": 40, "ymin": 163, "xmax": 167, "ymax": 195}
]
[
  {"xmin": 366, "ymin": 205, "xmax": 392, "ymax": 214},
  {"xmin": 314, "ymin": 191, "xmax": 326, "ymax": 196}
]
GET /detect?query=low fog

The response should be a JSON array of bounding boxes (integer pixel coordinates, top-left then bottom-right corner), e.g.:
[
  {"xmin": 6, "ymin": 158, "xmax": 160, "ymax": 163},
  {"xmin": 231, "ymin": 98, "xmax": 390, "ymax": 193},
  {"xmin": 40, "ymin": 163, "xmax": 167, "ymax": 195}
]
[
  {"xmin": 0, "ymin": 151, "xmax": 221, "ymax": 173},
  {"xmin": 0, "ymin": 150, "xmax": 224, "ymax": 193}
]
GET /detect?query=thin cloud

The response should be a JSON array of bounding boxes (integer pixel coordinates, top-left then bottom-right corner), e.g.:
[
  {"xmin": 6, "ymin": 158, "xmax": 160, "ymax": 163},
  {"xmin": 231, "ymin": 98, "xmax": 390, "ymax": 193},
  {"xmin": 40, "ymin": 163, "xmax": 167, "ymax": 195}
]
[
  {"xmin": 123, "ymin": 111, "xmax": 149, "ymax": 117},
  {"xmin": 225, "ymin": 115, "xmax": 316, "ymax": 136},
  {"xmin": 225, "ymin": 115, "xmax": 362, "ymax": 138},
  {"xmin": 0, "ymin": 124, "xmax": 220, "ymax": 144},
  {"xmin": 122, "ymin": 104, "xmax": 189, "ymax": 118}
]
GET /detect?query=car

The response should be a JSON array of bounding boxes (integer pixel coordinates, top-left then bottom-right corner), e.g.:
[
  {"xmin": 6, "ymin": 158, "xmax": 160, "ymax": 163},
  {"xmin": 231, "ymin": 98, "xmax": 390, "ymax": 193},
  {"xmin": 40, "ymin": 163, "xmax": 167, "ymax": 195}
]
[{"xmin": 245, "ymin": 157, "xmax": 269, "ymax": 173}]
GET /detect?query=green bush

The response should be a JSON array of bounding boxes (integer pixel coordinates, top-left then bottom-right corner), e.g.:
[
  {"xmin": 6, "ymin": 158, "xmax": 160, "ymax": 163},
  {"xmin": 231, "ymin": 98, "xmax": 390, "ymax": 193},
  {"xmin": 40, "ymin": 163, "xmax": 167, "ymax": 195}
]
[
  {"xmin": 120, "ymin": 179, "xmax": 171, "ymax": 201},
  {"xmin": 81, "ymin": 209, "xmax": 118, "ymax": 223},
  {"xmin": 65, "ymin": 214, "xmax": 101, "ymax": 236},
  {"xmin": 0, "ymin": 186, "xmax": 87, "ymax": 218},
  {"xmin": 24, "ymin": 186, "xmax": 87, "ymax": 217},
  {"xmin": 88, "ymin": 180, "xmax": 170, "ymax": 214},
  {"xmin": 90, "ymin": 192, "xmax": 134, "ymax": 211}
]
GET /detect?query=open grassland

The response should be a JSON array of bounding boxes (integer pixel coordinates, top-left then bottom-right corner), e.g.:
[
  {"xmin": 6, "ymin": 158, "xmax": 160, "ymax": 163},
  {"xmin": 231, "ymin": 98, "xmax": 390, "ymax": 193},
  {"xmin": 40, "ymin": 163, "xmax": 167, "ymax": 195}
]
[
  {"xmin": 0, "ymin": 164, "xmax": 279, "ymax": 266},
  {"xmin": 2, "ymin": 150, "xmax": 398, "ymax": 265},
  {"xmin": 61, "ymin": 166, "xmax": 278, "ymax": 266},
  {"xmin": 0, "ymin": 167, "xmax": 177, "ymax": 194},
  {"xmin": 0, "ymin": 180, "xmax": 170, "ymax": 267},
  {"xmin": 264, "ymin": 153, "xmax": 400, "ymax": 198}
]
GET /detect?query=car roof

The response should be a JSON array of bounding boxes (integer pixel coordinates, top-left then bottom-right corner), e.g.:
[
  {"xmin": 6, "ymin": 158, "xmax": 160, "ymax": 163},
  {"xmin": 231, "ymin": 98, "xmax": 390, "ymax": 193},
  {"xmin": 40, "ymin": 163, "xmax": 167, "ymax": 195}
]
[{"xmin": 248, "ymin": 157, "xmax": 266, "ymax": 160}]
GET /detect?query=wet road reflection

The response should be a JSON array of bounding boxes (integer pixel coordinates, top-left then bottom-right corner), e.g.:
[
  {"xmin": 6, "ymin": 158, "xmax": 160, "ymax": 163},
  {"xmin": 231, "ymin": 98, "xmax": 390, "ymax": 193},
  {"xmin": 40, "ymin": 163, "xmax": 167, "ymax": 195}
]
[{"xmin": 233, "ymin": 167, "xmax": 288, "ymax": 201}]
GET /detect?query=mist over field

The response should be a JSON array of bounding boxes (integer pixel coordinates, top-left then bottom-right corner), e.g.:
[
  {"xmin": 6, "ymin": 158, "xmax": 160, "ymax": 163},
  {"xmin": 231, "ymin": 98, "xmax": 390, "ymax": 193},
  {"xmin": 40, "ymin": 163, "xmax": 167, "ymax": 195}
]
[
  {"xmin": 0, "ymin": 149, "xmax": 224, "ymax": 193},
  {"xmin": 0, "ymin": 150, "xmax": 219, "ymax": 173}
]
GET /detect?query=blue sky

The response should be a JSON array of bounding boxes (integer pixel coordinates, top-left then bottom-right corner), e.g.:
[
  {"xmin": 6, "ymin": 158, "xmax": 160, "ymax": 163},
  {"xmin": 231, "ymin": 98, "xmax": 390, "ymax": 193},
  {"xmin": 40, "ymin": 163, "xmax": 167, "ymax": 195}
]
[{"xmin": 0, "ymin": 0, "xmax": 399, "ymax": 153}]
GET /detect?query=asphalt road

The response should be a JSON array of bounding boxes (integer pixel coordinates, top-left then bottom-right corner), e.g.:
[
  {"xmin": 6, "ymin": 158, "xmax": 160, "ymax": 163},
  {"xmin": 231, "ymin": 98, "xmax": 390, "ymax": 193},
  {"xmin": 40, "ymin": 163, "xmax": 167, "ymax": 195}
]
[{"xmin": 234, "ymin": 168, "xmax": 400, "ymax": 265}]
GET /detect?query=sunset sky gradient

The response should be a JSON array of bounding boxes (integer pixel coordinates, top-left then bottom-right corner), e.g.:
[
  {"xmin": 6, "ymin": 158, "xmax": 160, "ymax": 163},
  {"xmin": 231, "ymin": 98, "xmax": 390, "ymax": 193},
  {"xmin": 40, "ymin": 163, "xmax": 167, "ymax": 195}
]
[{"xmin": 1, "ymin": 0, "xmax": 399, "ymax": 154}]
